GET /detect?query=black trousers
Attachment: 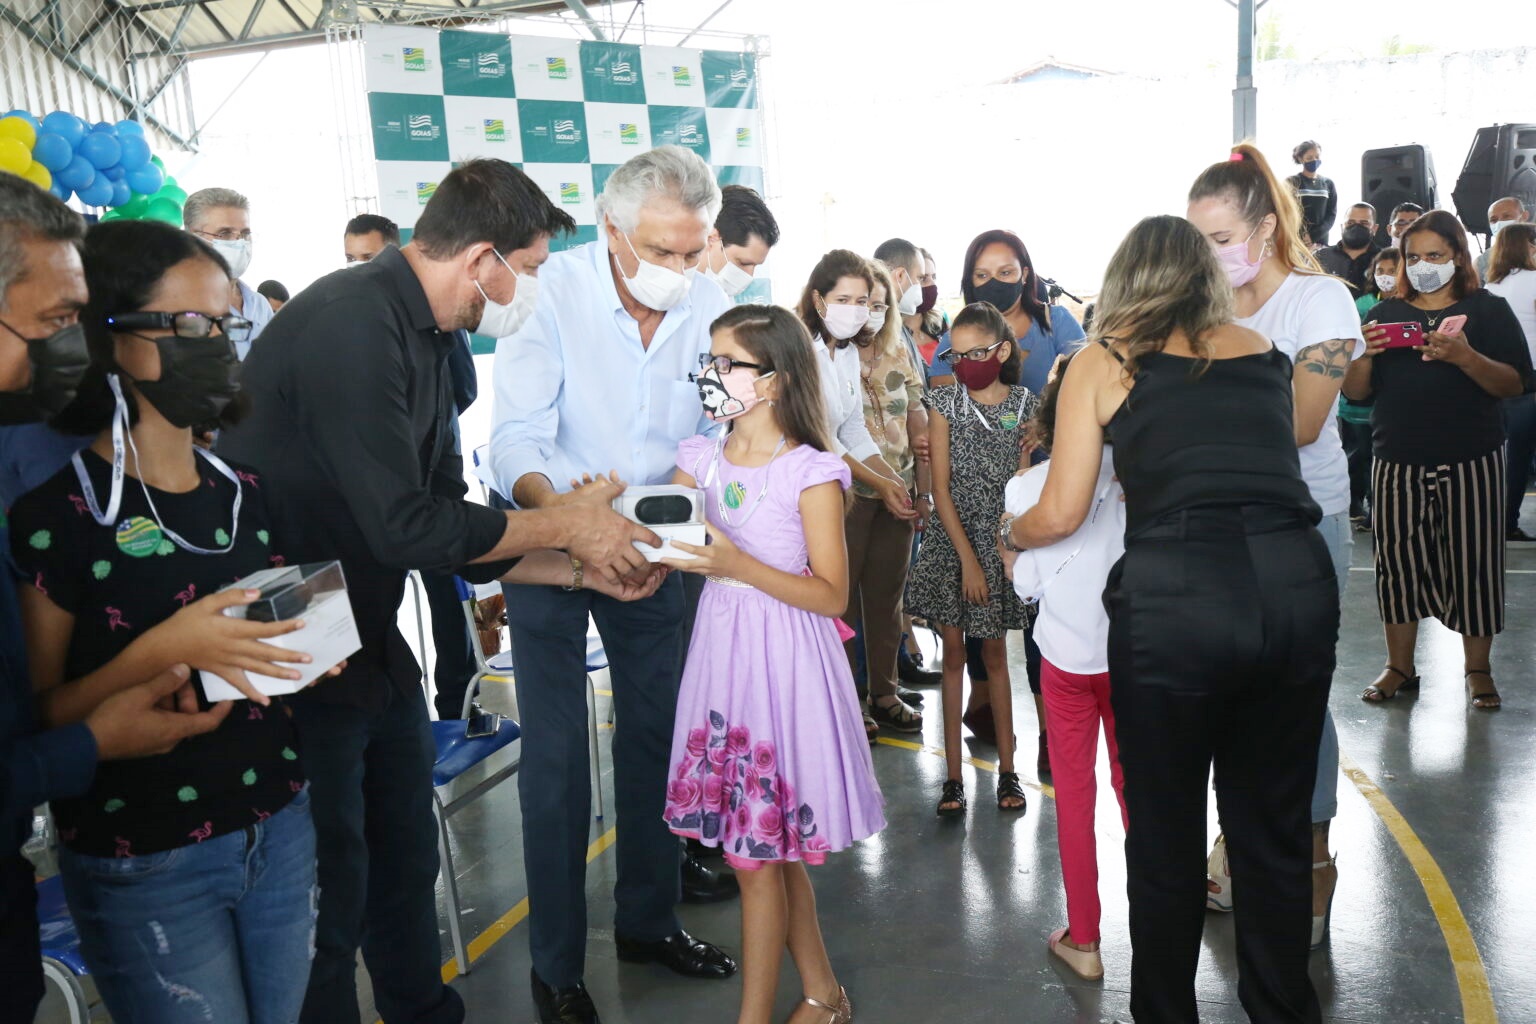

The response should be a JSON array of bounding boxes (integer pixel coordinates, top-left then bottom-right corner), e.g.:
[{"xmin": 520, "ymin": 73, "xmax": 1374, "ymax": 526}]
[
  {"xmin": 422, "ymin": 569, "xmax": 478, "ymax": 720},
  {"xmin": 1338, "ymin": 416, "xmax": 1373, "ymax": 513},
  {"xmin": 0, "ymin": 855, "xmax": 44, "ymax": 1024},
  {"xmin": 1106, "ymin": 508, "xmax": 1336, "ymax": 1024}
]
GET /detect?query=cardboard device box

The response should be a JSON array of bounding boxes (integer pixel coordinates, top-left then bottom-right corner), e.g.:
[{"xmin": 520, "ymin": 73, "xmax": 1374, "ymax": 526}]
[{"xmin": 198, "ymin": 561, "xmax": 362, "ymax": 702}]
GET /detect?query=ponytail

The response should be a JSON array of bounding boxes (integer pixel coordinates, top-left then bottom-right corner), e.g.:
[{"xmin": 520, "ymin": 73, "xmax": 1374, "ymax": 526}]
[{"xmin": 1189, "ymin": 142, "xmax": 1321, "ymax": 275}]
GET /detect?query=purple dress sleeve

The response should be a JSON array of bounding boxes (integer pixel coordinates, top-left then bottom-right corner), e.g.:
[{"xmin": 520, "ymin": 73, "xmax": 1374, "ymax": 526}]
[
  {"xmin": 676, "ymin": 434, "xmax": 713, "ymax": 481},
  {"xmin": 799, "ymin": 448, "xmax": 852, "ymax": 493}
]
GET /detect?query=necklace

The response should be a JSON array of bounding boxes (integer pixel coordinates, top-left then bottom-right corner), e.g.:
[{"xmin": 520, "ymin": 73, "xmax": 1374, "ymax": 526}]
[{"xmin": 699, "ymin": 433, "xmax": 787, "ymax": 526}]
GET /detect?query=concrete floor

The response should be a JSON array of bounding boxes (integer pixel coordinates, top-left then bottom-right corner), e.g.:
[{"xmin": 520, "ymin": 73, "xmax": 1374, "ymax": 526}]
[{"xmin": 36, "ymin": 527, "xmax": 1535, "ymax": 1023}]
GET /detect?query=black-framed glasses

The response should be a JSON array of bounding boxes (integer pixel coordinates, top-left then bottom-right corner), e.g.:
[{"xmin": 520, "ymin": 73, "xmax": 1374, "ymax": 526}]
[
  {"xmin": 696, "ymin": 353, "xmax": 764, "ymax": 374},
  {"xmin": 106, "ymin": 311, "xmax": 253, "ymax": 344},
  {"xmin": 941, "ymin": 339, "xmax": 1007, "ymax": 365}
]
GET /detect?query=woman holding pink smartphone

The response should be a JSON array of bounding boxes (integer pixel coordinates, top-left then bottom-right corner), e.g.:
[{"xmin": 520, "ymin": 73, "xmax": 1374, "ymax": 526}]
[{"xmin": 1343, "ymin": 210, "xmax": 1532, "ymax": 710}]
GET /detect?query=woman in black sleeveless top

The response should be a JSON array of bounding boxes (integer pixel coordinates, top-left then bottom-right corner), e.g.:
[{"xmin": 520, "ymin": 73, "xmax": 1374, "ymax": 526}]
[{"xmin": 1003, "ymin": 216, "xmax": 1337, "ymax": 1023}]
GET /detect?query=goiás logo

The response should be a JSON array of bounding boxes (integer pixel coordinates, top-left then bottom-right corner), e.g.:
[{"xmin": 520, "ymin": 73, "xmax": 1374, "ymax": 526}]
[
  {"xmin": 730, "ymin": 68, "xmax": 750, "ymax": 86},
  {"xmin": 475, "ymin": 51, "xmax": 507, "ymax": 79},
  {"xmin": 416, "ymin": 181, "xmax": 438, "ymax": 206},
  {"xmin": 675, "ymin": 122, "xmax": 704, "ymax": 149},
  {"xmin": 407, "ymin": 112, "xmax": 441, "ymax": 141},
  {"xmin": 609, "ymin": 60, "xmax": 638, "ymax": 85},
  {"xmin": 402, "ymin": 46, "xmax": 426, "ymax": 72},
  {"xmin": 545, "ymin": 56, "xmax": 569, "ymax": 80},
  {"xmin": 619, "ymin": 122, "xmax": 640, "ymax": 145},
  {"xmin": 552, "ymin": 118, "xmax": 582, "ymax": 144},
  {"xmin": 483, "ymin": 118, "xmax": 507, "ymax": 143},
  {"xmin": 735, "ymin": 126, "xmax": 752, "ymax": 148},
  {"xmin": 671, "ymin": 65, "xmax": 693, "ymax": 87},
  {"xmin": 559, "ymin": 182, "xmax": 581, "ymax": 205}
]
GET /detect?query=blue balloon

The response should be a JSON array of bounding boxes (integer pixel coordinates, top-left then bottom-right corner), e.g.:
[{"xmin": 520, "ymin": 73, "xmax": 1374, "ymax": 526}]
[
  {"xmin": 115, "ymin": 134, "xmax": 150, "ymax": 171},
  {"xmin": 101, "ymin": 164, "xmax": 126, "ymax": 182},
  {"xmin": 47, "ymin": 181, "xmax": 70, "ymax": 202},
  {"xmin": 115, "ymin": 119, "xmax": 145, "ymax": 137},
  {"xmin": 125, "ymin": 163, "xmax": 163, "ymax": 195},
  {"xmin": 57, "ymin": 155, "xmax": 95, "ymax": 191},
  {"xmin": 41, "ymin": 111, "xmax": 85, "ymax": 148},
  {"xmin": 3, "ymin": 110, "xmax": 40, "ymax": 132},
  {"xmin": 77, "ymin": 174, "xmax": 113, "ymax": 208},
  {"xmin": 91, "ymin": 121, "xmax": 116, "ymax": 134},
  {"xmin": 78, "ymin": 132, "xmax": 121, "ymax": 170},
  {"xmin": 32, "ymin": 132, "xmax": 73, "ymax": 172},
  {"xmin": 109, "ymin": 179, "xmax": 132, "ymax": 207}
]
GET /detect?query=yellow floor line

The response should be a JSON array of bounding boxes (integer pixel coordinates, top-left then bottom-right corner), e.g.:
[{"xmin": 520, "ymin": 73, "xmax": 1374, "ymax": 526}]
[{"xmin": 1340, "ymin": 753, "xmax": 1498, "ymax": 1024}]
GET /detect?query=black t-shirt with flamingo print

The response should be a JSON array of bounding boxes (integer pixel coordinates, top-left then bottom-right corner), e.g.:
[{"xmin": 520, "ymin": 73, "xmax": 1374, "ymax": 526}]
[{"xmin": 9, "ymin": 449, "xmax": 303, "ymax": 858}]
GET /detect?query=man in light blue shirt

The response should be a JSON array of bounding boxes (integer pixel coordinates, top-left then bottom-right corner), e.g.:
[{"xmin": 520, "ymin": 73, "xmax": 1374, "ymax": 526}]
[
  {"xmin": 184, "ymin": 187, "xmax": 273, "ymax": 360},
  {"xmin": 488, "ymin": 146, "xmax": 736, "ymax": 1024}
]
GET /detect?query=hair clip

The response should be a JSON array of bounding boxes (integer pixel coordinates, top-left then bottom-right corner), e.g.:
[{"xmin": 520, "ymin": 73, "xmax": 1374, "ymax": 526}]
[{"xmin": 1228, "ymin": 152, "xmax": 1245, "ymax": 162}]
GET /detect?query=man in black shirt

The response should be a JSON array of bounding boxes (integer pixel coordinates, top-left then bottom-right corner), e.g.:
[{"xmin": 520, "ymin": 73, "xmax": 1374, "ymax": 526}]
[
  {"xmin": 1317, "ymin": 202, "xmax": 1384, "ymax": 297},
  {"xmin": 221, "ymin": 160, "xmax": 656, "ymax": 1024}
]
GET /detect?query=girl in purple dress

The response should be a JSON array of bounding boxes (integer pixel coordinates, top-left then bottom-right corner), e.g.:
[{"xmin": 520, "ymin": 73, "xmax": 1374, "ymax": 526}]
[{"xmin": 662, "ymin": 304, "xmax": 884, "ymax": 1024}]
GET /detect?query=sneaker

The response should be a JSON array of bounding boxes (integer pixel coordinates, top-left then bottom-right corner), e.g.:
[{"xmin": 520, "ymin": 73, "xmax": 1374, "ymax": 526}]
[{"xmin": 1509, "ymin": 527, "xmax": 1536, "ymax": 542}]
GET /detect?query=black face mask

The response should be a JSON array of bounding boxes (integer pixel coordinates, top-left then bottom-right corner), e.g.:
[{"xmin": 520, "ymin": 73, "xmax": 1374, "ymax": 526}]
[
  {"xmin": 1341, "ymin": 224, "xmax": 1373, "ymax": 249},
  {"xmin": 129, "ymin": 333, "xmax": 241, "ymax": 429},
  {"xmin": 974, "ymin": 277, "xmax": 1025, "ymax": 314},
  {"xmin": 0, "ymin": 319, "xmax": 90, "ymax": 425}
]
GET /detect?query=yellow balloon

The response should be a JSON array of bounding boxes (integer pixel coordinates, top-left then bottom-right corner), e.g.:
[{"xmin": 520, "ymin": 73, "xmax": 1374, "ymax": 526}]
[
  {"xmin": 0, "ymin": 137, "xmax": 31, "ymax": 174},
  {"xmin": 0, "ymin": 116, "xmax": 36, "ymax": 150},
  {"xmin": 21, "ymin": 161, "xmax": 50, "ymax": 190}
]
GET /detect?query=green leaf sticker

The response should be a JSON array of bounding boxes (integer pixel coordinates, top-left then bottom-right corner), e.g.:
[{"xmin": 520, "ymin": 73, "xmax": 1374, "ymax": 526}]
[
  {"xmin": 176, "ymin": 785, "xmax": 198, "ymax": 803},
  {"xmin": 281, "ymin": 747, "xmax": 298, "ymax": 761},
  {"xmin": 155, "ymin": 539, "xmax": 176, "ymax": 556},
  {"xmin": 91, "ymin": 560, "xmax": 112, "ymax": 580},
  {"xmin": 103, "ymin": 798, "xmax": 125, "ymax": 813},
  {"xmin": 214, "ymin": 529, "xmax": 230, "ymax": 546},
  {"xmin": 27, "ymin": 529, "xmax": 50, "ymax": 550},
  {"xmin": 257, "ymin": 529, "xmax": 270, "ymax": 546},
  {"xmin": 242, "ymin": 768, "xmax": 257, "ymax": 786},
  {"xmin": 115, "ymin": 517, "xmax": 164, "ymax": 558}
]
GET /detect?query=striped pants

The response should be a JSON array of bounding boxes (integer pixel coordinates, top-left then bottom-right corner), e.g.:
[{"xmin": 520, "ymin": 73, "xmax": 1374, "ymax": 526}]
[{"xmin": 1372, "ymin": 448, "xmax": 1506, "ymax": 636}]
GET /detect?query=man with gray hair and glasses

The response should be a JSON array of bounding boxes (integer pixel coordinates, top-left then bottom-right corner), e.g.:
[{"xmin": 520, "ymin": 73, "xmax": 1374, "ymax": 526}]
[
  {"xmin": 184, "ymin": 186, "xmax": 272, "ymax": 357},
  {"xmin": 489, "ymin": 146, "xmax": 737, "ymax": 1024}
]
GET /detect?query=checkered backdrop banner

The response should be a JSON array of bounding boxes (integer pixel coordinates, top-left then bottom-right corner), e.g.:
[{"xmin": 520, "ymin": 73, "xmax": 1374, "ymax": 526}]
[{"xmin": 360, "ymin": 24, "xmax": 767, "ymax": 304}]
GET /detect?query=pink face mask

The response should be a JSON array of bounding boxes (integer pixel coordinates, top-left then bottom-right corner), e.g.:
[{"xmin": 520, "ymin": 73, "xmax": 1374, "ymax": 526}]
[{"xmin": 1215, "ymin": 224, "xmax": 1264, "ymax": 288}]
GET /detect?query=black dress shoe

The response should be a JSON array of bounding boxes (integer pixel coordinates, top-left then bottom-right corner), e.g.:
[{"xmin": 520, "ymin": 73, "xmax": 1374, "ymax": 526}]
[
  {"xmin": 615, "ymin": 929, "xmax": 738, "ymax": 979},
  {"xmin": 898, "ymin": 659, "xmax": 943, "ymax": 687},
  {"xmin": 685, "ymin": 836, "xmax": 722, "ymax": 860},
  {"xmin": 895, "ymin": 685, "xmax": 926, "ymax": 706},
  {"xmin": 681, "ymin": 854, "xmax": 740, "ymax": 903},
  {"xmin": 531, "ymin": 969, "xmax": 601, "ymax": 1024}
]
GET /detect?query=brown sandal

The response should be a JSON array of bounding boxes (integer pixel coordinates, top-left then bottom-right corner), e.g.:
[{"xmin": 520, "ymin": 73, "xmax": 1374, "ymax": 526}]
[
  {"xmin": 1361, "ymin": 664, "xmax": 1420, "ymax": 703},
  {"xmin": 1466, "ymin": 670, "xmax": 1502, "ymax": 711}
]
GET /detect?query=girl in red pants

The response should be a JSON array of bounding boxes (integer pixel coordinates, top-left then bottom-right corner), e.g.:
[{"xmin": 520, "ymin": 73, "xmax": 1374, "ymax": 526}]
[{"xmin": 1000, "ymin": 358, "xmax": 1128, "ymax": 980}]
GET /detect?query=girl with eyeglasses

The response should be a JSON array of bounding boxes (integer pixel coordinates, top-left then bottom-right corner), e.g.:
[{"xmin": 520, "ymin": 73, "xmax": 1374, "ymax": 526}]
[
  {"xmin": 9, "ymin": 220, "xmax": 333, "ymax": 1023},
  {"xmin": 905, "ymin": 302, "xmax": 1034, "ymax": 817}
]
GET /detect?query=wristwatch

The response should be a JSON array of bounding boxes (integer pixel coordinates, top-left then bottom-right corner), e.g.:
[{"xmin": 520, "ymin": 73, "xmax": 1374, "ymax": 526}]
[
  {"xmin": 998, "ymin": 515, "xmax": 1024, "ymax": 553},
  {"xmin": 562, "ymin": 556, "xmax": 584, "ymax": 592},
  {"xmin": 917, "ymin": 492, "xmax": 934, "ymax": 504}
]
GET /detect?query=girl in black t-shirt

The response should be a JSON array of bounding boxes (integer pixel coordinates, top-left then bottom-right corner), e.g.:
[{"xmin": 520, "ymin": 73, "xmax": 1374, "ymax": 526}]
[
  {"xmin": 11, "ymin": 221, "xmax": 327, "ymax": 1023},
  {"xmin": 1343, "ymin": 211, "xmax": 1532, "ymax": 711}
]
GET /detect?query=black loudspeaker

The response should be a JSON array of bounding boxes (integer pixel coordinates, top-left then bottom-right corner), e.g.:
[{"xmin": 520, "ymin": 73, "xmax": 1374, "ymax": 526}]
[
  {"xmin": 1453, "ymin": 124, "xmax": 1536, "ymax": 235},
  {"xmin": 1363, "ymin": 145, "xmax": 1438, "ymax": 247}
]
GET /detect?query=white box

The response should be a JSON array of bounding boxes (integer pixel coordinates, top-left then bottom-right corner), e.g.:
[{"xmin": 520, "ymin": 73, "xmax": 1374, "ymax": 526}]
[
  {"xmin": 198, "ymin": 561, "xmax": 362, "ymax": 701},
  {"xmin": 615, "ymin": 485, "xmax": 705, "ymax": 562},
  {"xmin": 635, "ymin": 521, "xmax": 706, "ymax": 562}
]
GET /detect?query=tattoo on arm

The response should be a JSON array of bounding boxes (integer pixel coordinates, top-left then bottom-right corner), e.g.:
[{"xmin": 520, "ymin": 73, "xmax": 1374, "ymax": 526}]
[{"xmin": 1297, "ymin": 339, "xmax": 1353, "ymax": 381}]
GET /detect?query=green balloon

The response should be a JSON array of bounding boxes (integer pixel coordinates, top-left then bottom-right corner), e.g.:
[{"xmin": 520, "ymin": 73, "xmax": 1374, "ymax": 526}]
[
  {"xmin": 117, "ymin": 195, "xmax": 151, "ymax": 219},
  {"xmin": 144, "ymin": 197, "xmax": 182, "ymax": 225},
  {"xmin": 149, "ymin": 155, "xmax": 165, "ymax": 170},
  {"xmin": 156, "ymin": 184, "xmax": 187, "ymax": 204},
  {"xmin": 98, "ymin": 208, "xmax": 123, "ymax": 221}
]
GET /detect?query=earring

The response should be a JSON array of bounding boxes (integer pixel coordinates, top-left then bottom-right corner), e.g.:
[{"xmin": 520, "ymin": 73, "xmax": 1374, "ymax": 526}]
[{"xmin": 1262, "ymin": 238, "xmax": 1275, "ymax": 259}]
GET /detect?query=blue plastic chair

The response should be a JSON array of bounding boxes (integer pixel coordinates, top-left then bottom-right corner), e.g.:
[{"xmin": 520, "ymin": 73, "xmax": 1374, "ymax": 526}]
[{"xmin": 37, "ymin": 873, "xmax": 91, "ymax": 1023}]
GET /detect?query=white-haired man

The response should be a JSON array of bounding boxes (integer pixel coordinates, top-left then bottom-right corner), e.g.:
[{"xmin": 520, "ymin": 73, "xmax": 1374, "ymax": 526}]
[
  {"xmin": 184, "ymin": 187, "xmax": 272, "ymax": 357},
  {"xmin": 489, "ymin": 146, "xmax": 737, "ymax": 1024}
]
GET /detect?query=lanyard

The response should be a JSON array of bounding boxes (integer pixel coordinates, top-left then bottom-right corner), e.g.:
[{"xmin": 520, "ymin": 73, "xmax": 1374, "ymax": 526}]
[
  {"xmin": 1024, "ymin": 473, "xmax": 1114, "ymax": 605},
  {"xmin": 72, "ymin": 373, "xmax": 242, "ymax": 556},
  {"xmin": 694, "ymin": 432, "xmax": 786, "ymax": 526},
  {"xmin": 967, "ymin": 388, "xmax": 1030, "ymax": 433}
]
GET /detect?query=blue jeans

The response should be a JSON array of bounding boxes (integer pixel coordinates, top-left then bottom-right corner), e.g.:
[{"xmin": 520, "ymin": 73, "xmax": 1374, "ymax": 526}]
[
  {"xmin": 1312, "ymin": 511, "xmax": 1351, "ymax": 824},
  {"xmin": 59, "ymin": 788, "xmax": 316, "ymax": 1024},
  {"xmin": 1503, "ymin": 395, "xmax": 1536, "ymax": 526}
]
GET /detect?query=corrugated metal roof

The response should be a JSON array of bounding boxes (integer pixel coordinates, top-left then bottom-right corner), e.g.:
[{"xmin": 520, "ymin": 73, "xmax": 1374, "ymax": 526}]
[{"xmin": 116, "ymin": 0, "xmax": 588, "ymax": 56}]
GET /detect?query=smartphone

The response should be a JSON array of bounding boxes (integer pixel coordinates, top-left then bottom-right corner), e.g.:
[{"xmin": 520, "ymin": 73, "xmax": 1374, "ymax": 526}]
[
  {"xmin": 1374, "ymin": 322, "xmax": 1424, "ymax": 350},
  {"xmin": 1439, "ymin": 314, "xmax": 1468, "ymax": 337},
  {"xmin": 464, "ymin": 709, "xmax": 503, "ymax": 739}
]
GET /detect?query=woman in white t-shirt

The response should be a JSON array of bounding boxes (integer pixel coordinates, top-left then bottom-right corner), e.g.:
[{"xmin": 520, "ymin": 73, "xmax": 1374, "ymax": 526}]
[
  {"xmin": 1000, "ymin": 355, "xmax": 1126, "ymax": 982},
  {"xmin": 1484, "ymin": 222, "xmax": 1536, "ymax": 538},
  {"xmin": 1187, "ymin": 145, "xmax": 1363, "ymax": 949}
]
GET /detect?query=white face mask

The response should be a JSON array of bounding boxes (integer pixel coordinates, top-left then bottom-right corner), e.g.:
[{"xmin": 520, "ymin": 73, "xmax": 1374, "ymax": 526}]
[
  {"xmin": 821, "ymin": 301, "xmax": 870, "ymax": 341},
  {"xmin": 616, "ymin": 231, "xmax": 692, "ymax": 311},
  {"xmin": 210, "ymin": 238, "xmax": 252, "ymax": 280},
  {"xmin": 1491, "ymin": 218, "xmax": 1513, "ymax": 236},
  {"xmin": 1374, "ymin": 273, "xmax": 1397, "ymax": 295},
  {"xmin": 896, "ymin": 277, "xmax": 922, "ymax": 316},
  {"xmin": 866, "ymin": 311, "xmax": 887, "ymax": 334},
  {"xmin": 1407, "ymin": 259, "xmax": 1456, "ymax": 295},
  {"xmin": 703, "ymin": 251, "xmax": 754, "ymax": 298},
  {"xmin": 474, "ymin": 249, "xmax": 538, "ymax": 338}
]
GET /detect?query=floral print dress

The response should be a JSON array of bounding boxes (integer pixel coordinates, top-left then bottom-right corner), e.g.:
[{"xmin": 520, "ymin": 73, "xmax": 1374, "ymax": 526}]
[{"xmin": 664, "ymin": 436, "xmax": 886, "ymax": 866}]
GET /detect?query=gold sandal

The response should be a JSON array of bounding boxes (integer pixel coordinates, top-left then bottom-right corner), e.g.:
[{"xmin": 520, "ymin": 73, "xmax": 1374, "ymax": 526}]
[{"xmin": 799, "ymin": 987, "xmax": 852, "ymax": 1023}]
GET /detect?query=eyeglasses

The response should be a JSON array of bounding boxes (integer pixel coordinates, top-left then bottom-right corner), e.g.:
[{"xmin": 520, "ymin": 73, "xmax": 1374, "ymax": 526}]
[
  {"xmin": 106, "ymin": 311, "xmax": 253, "ymax": 344},
  {"xmin": 1391, "ymin": 219, "xmax": 1418, "ymax": 229},
  {"xmin": 696, "ymin": 353, "xmax": 764, "ymax": 375},
  {"xmin": 869, "ymin": 302, "xmax": 890, "ymax": 315},
  {"xmin": 191, "ymin": 228, "xmax": 253, "ymax": 242},
  {"xmin": 941, "ymin": 339, "xmax": 1007, "ymax": 365}
]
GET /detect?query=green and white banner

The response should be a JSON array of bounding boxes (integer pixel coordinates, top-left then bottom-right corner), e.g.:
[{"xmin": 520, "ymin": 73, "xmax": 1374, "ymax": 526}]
[{"xmin": 363, "ymin": 24, "xmax": 765, "ymax": 263}]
